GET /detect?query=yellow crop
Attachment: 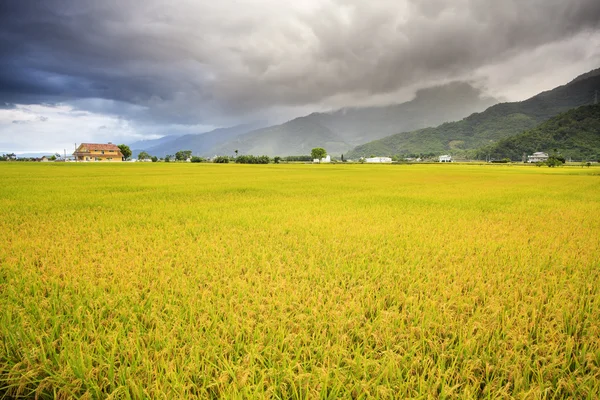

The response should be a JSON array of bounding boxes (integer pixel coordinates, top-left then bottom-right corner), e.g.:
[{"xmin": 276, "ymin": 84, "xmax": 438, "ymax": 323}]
[{"xmin": 1, "ymin": 163, "xmax": 599, "ymax": 398}]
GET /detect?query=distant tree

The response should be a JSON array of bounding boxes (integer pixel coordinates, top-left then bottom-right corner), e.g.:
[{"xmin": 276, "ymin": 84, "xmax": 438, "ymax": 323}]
[
  {"xmin": 311, "ymin": 147, "xmax": 327, "ymax": 162},
  {"xmin": 138, "ymin": 151, "xmax": 151, "ymax": 160},
  {"xmin": 235, "ymin": 155, "xmax": 270, "ymax": 164},
  {"xmin": 341, "ymin": 154, "xmax": 345, "ymax": 162},
  {"xmin": 273, "ymin": 156, "xmax": 281, "ymax": 164},
  {"xmin": 175, "ymin": 150, "xmax": 192, "ymax": 161},
  {"xmin": 546, "ymin": 157, "xmax": 564, "ymax": 167},
  {"xmin": 213, "ymin": 156, "xmax": 230, "ymax": 163},
  {"xmin": 190, "ymin": 156, "xmax": 205, "ymax": 163},
  {"xmin": 235, "ymin": 149, "xmax": 239, "ymax": 158},
  {"xmin": 118, "ymin": 144, "xmax": 132, "ymax": 160},
  {"xmin": 49, "ymin": 155, "xmax": 57, "ymax": 161},
  {"xmin": 165, "ymin": 154, "xmax": 173, "ymax": 162},
  {"xmin": 284, "ymin": 155, "xmax": 312, "ymax": 162},
  {"xmin": 151, "ymin": 156, "xmax": 158, "ymax": 162}
]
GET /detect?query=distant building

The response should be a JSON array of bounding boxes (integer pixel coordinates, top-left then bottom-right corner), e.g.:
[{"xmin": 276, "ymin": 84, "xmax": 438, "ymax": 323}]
[
  {"xmin": 313, "ymin": 155, "xmax": 331, "ymax": 163},
  {"xmin": 439, "ymin": 155, "xmax": 452, "ymax": 163},
  {"xmin": 365, "ymin": 157, "xmax": 392, "ymax": 163},
  {"xmin": 73, "ymin": 143, "xmax": 124, "ymax": 162},
  {"xmin": 40, "ymin": 156, "xmax": 49, "ymax": 162},
  {"xmin": 527, "ymin": 152, "xmax": 549, "ymax": 163}
]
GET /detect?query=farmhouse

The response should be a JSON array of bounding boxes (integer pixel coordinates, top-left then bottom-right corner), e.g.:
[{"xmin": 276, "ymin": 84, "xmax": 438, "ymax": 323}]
[
  {"xmin": 365, "ymin": 157, "xmax": 392, "ymax": 163},
  {"xmin": 439, "ymin": 155, "xmax": 452, "ymax": 163},
  {"xmin": 73, "ymin": 143, "xmax": 124, "ymax": 162},
  {"xmin": 527, "ymin": 152, "xmax": 549, "ymax": 163}
]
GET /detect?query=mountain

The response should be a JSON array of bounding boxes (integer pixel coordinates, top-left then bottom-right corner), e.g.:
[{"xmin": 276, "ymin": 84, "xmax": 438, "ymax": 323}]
[
  {"xmin": 135, "ymin": 123, "xmax": 264, "ymax": 157},
  {"xmin": 346, "ymin": 68, "xmax": 600, "ymax": 158},
  {"xmin": 216, "ymin": 116, "xmax": 350, "ymax": 156},
  {"xmin": 213, "ymin": 82, "xmax": 497, "ymax": 156},
  {"xmin": 130, "ymin": 135, "xmax": 182, "ymax": 156},
  {"xmin": 477, "ymin": 104, "xmax": 600, "ymax": 161}
]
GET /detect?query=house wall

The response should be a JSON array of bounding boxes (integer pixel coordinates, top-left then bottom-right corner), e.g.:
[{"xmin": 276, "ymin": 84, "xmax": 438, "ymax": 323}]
[
  {"xmin": 75, "ymin": 145, "xmax": 123, "ymax": 161},
  {"xmin": 76, "ymin": 155, "xmax": 122, "ymax": 162}
]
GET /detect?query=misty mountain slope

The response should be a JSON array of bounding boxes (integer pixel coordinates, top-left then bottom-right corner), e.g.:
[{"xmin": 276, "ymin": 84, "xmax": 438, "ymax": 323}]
[
  {"xmin": 136, "ymin": 123, "xmax": 264, "ymax": 157},
  {"xmin": 346, "ymin": 68, "xmax": 600, "ymax": 158},
  {"xmin": 214, "ymin": 117, "xmax": 350, "ymax": 157},
  {"xmin": 477, "ymin": 104, "xmax": 600, "ymax": 161},
  {"xmin": 212, "ymin": 82, "xmax": 496, "ymax": 156},
  {"xmin": 311, "ymin": 82, "xmax": 497, "ymax": 143},
  {"xmin": 130, "ymin": 135, "xmax": 182, "ymax": 154}
]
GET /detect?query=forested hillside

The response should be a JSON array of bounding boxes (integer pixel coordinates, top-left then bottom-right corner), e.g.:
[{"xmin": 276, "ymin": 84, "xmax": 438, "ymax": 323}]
[
  {"xmin": 477, "ymin": 104, "xmax": 600, "ymax": 161},
  {"xmin": 347, "ymin": 68, "xmax": 600, "ymax": 159}
]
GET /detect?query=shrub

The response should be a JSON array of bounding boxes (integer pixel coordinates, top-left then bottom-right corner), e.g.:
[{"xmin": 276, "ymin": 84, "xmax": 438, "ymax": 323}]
[
  {"xmin": 546, "ymin": 157, "xmax": 564, "ymax": 168},
  {"xmin": 213, "ymin": 156, "xmax": 230, "ymax": 163},
  {"xmin": 235, "ymin": 155, "xmax": 270, "ymax": 164}
]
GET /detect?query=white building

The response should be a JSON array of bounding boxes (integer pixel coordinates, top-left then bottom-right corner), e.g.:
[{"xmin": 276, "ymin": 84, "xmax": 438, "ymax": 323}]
[
  {"xmin": 439, "ymin": 155, "xmax": 452, "ymax": 163},
  {"xmin": 365, "ymin": 157, "xmax": 392, "ymax": 163},
  {"xmin": 313, "ymin": 155, "xmax": 331, "ymax": 163},
  {"xmin": 527, "ymin": 152, "xmax": 549, "ymax": 163}
]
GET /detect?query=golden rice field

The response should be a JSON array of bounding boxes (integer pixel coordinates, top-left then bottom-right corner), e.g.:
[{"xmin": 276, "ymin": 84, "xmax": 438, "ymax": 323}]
[{"xmin": 1, "ymin": 162, "xmax": 599, "ymax": 399}]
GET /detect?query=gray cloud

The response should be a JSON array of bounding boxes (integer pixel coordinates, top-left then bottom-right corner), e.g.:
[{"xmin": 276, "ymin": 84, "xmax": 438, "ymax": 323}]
[{"xmin": 0, "ymin": 0, "xmax": 599, "ymax": 130}]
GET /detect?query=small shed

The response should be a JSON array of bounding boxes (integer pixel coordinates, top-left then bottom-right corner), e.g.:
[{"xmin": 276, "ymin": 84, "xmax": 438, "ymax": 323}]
[
  {"xmin": 313, "ymin": 155, "xmax": 331, "ymax": 163},
  {"xmin": 439, "ymin": 155, "xmax": 452, "ymax": 163}
]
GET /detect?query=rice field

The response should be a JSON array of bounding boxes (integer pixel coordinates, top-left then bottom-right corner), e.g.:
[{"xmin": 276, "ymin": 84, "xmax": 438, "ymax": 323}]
[{"xmin": 1, "ymin": 162, "xmax": 599, "ymax": 399}]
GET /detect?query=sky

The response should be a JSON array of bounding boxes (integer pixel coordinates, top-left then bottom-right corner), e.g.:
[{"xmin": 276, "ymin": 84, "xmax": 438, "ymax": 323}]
[{"xmin": 1, "ymin": 0, "xmax": 599, "ymax": 153}]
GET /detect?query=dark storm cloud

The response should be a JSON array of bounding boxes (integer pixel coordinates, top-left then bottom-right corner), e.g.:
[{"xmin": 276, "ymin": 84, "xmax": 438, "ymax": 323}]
[{"xmin": 1, "ymin": 0, "xmax": 599, "ymax": 126}]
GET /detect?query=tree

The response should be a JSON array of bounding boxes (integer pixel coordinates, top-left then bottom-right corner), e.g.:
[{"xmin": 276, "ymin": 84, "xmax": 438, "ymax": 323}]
[
  {"xmin": 213, "ymin": 156, "xmax": 230, "ymax": 163},
  {"xmin": 138, "ymin": 151, "xmax": 150, "ymax": 160},
  {"xmin": 273, "ymin": 156, "xmax": 281, "ymax": 164},
  {"xmin": 118, "ymin": 144, "xmax": 132, "ymax": 160},
  {"xmin": 235, "ymin": 149, "xmax": 239, "ymax": 158},
  {"xmin": 175, "ymin": 150, "xmax": 192, "ymax": 161},
  {"xmin": 190, "ymin": 156, "xmax": 204, "ymax": 163},
  {"xmin": 311, "ymin": 147, "xmax": 327, "ymax": 163},
  {"xmin": 546, "ymin": 156, "xmax": 564, "ymax": 167},
  {"xmin": 151, "ymin": 156, "xmax": 158, "ymax": 162},
  {"xmin": 341, "ymin": 154, "xmax": 345, "ymax": 162},
  {"xmin": 165, "ymin": 154, "xmax": 173, "ymax": 162}
]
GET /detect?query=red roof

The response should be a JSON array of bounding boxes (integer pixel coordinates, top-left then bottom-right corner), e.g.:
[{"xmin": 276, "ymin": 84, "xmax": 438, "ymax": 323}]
[{"xmin": 78, "ymin": 143, "xmax": 122, "ymax": 151}]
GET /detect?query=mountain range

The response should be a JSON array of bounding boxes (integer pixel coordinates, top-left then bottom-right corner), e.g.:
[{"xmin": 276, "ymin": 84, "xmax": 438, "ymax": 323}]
[
  {"xmin": 346, "ymin": 68, "xmax": 600, "ymax": 159},
  {"xmin": 130, "ymin": 123, "xmax": 265, "ymax": 158},
  {"xmin": 130, "ymin": 82, "xmax": 497, "ymax": 157},
  {"xmin": 129, "ymin": 67, "xmax": 600, "ymax": 160}
]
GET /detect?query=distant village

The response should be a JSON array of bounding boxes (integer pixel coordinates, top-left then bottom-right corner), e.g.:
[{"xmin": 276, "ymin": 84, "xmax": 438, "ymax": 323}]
[{"xmin": 1, "ymin": 142, "xmax": 593, "ymax": 167}]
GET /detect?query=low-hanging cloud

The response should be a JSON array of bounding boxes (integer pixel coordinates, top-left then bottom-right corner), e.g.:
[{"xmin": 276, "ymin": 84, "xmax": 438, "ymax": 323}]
[{"xmin": 1, "ymin": 0, "xmax": 599, "ymax": 137}]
